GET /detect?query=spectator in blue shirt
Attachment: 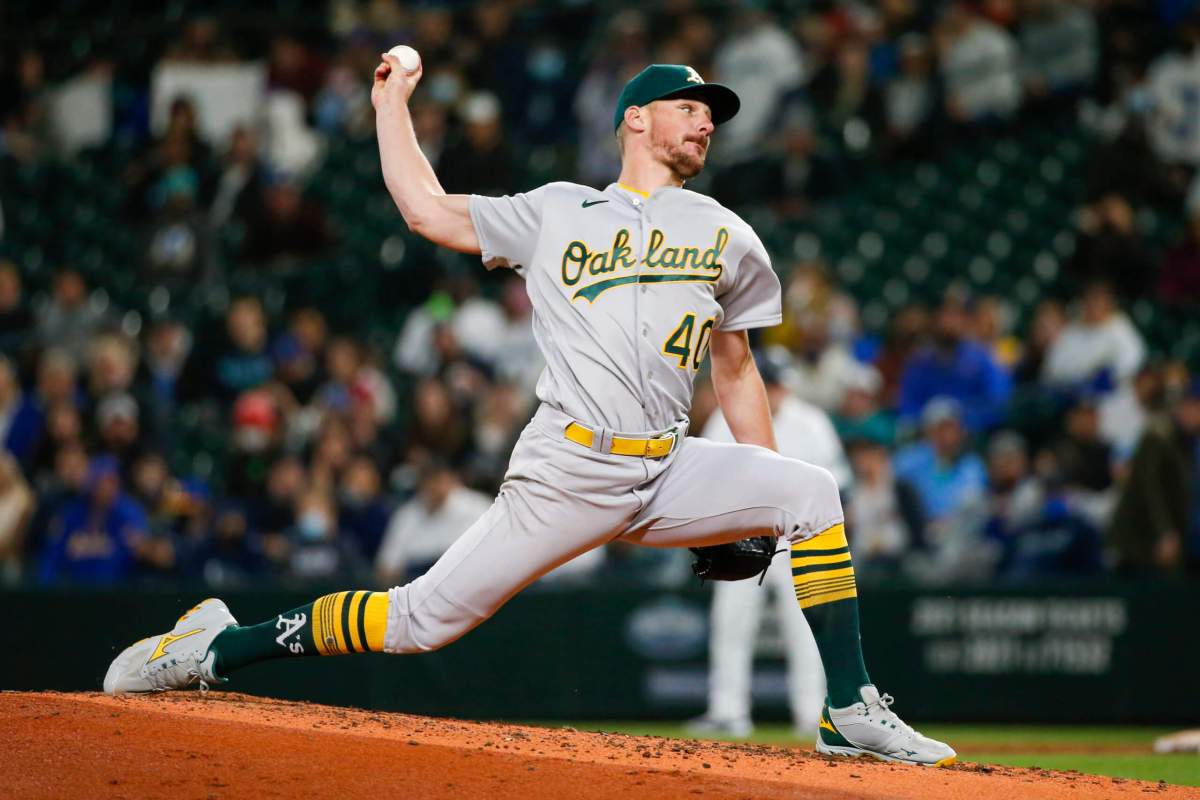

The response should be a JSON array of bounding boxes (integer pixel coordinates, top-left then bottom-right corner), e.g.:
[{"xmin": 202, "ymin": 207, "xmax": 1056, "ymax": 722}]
[
  {"xmin": 894, "ymin": 397, "xmax": 988, "ymax": 524},
  {"xmin": 898, "ymin": 294, "xmax": 1012, "ymax": 433},
  {"xmin": 975, "ymin": 430, "xmax": 1100, "ymax": 578},
  {"xmin": 38, "ymin": 456, "xmax": 149, "ymax": 584},
  {"xmin": 181, "ymin": 296, "xmax": 274, "ymax": 406}
]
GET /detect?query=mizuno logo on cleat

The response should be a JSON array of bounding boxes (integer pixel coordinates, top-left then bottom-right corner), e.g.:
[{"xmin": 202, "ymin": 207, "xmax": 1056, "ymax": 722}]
[{"xmin": 149, "ymin": 629, "xmax": 204, "ymax": 662}]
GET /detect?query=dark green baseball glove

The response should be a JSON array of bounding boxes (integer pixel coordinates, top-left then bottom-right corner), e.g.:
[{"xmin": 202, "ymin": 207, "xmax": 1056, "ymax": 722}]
[{"xmin": 690, "ymin": 536, "xmax": 781, "ymax": 583}]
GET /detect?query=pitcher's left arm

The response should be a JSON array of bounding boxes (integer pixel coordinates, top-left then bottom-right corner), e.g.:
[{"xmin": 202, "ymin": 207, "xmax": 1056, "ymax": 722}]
[{"xmin": 709, "ymin": 328, "xmax": 776, "ymax": 452}]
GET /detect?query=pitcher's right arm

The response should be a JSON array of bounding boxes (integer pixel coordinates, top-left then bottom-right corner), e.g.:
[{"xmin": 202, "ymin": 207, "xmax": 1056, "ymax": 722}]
[{"xmin": 372, "ymin": 54, "xmax": 479, "ymax": 254}]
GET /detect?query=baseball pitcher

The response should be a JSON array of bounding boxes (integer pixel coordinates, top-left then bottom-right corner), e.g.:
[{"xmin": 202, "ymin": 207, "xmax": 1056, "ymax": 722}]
[{"xmin": 104, "ymin": 55, "xmax": 954, "ymax": 766}]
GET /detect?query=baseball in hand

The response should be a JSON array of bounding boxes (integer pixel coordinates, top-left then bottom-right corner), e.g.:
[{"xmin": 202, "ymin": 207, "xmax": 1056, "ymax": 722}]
[{"xmin": 388, "ymin": 45, "xmax": 421, "ymax": 73}]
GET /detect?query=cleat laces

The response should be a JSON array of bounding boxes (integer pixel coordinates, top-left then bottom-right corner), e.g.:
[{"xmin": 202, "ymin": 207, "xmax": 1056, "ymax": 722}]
[
  {"xmin": 861, "ymin": 692, "xmax": 918, "ymax": 742},
  {"xmin": 145, "ymin": 650, "xmax": 209, "ymax": 692}
]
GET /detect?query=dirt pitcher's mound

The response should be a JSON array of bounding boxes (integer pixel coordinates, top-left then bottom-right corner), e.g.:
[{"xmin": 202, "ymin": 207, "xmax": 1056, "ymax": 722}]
[{"xmin": 1, "ymin": 692, "xmax": 1186, "ymax": 800}]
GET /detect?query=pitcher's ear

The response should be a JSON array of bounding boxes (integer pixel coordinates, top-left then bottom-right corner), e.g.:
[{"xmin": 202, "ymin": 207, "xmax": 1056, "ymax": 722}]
[{"xmin": 624, "ymin": 104, "xmax": 648, "ymax": 134}]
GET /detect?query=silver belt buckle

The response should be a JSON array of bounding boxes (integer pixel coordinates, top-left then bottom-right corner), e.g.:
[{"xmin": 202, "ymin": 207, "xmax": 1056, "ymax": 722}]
[{"xmin": 652, "ymin": 427, "xmax": 677, "ymax": 454}]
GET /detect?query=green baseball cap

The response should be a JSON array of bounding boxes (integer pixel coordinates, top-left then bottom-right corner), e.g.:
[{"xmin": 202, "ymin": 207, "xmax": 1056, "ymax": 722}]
[{"xmin": 613, "ymin": 64, "xmax": 740, "ymax": 131}]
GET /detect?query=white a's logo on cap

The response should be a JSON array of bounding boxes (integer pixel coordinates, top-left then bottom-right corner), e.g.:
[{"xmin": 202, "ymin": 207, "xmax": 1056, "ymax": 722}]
[{"xmin": 684, "ymin": 66, "xmax": 704, "ymax": 84}]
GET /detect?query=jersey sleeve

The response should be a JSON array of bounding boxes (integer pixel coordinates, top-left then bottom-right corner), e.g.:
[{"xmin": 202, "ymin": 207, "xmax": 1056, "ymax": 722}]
[
  {"xmin": 717, "ymin": 232, "xmax": 782, "ymax": 331},
  {"xmin": 468, "ymin": 186, "xmax": 548, "ymax": 271}
]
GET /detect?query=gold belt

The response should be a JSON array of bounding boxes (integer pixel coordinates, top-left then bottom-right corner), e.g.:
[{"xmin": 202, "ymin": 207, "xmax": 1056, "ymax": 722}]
[{"xmin": 564, "ymin": 421, "xmax": 676, "ymax": 458}]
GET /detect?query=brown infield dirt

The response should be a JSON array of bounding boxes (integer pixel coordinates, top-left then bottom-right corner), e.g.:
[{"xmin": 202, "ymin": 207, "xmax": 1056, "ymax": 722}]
[{"xmin": 2, "ymin": 691, "xmax": 1193, "ymax": 800}]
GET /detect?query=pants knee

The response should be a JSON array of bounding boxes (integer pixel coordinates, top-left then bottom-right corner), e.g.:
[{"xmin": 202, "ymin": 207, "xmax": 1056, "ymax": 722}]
[
  {"xmin": 779, "ymin": 460, "xmax": 843, "ymax": 540},
  {"xmin": 383, "ymin": 583, "xmax": 490, "ymax": 654},
  {"xmin": 809, "ymin": 464, "xmax": 842, "ymax": 508}
]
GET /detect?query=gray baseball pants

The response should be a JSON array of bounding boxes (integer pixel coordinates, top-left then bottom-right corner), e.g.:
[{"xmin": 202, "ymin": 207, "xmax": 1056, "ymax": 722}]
[{"xmin": 384, "ymin": 404, "xmax": 844, "ymax": 653}]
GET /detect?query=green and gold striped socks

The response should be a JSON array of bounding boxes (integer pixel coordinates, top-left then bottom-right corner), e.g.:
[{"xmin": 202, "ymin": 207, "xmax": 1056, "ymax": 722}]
[
  {"xmin": 791, "ymin": 524, "xmax": 872, "ymax": 708},
  {"xmin": 210, "ymin": 591, "xmax": 389, "ymax": 677},
  {"xmin": 204, "ymin": 546, "xmax": 872, "ymax": 708},
  {"xmin": 310, "ymin": 591, "xmax": 389, "ymax": 655}
]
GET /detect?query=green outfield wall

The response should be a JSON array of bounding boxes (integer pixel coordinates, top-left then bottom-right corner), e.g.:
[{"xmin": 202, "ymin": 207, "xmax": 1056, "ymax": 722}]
[{"xmin": 4, "ymin": 580, "xmax": 1196, "ymax": 723}]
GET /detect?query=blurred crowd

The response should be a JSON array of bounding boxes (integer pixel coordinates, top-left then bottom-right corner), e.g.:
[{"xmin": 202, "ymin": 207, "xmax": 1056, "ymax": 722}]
[
  {"xmin": 14, "ymin": 1, "xmax": 1200, "ymax": 217},
  {"xmin": 2, "ymin": 0, "xmax": 1200, "ymax": 587},
  {"xmin": 754, "ymin": 269, "xmax": 1200, "ymax": 584},
  {"xmin": 0, "ymin": 265, "xmax": 556, "ymax": 588}
]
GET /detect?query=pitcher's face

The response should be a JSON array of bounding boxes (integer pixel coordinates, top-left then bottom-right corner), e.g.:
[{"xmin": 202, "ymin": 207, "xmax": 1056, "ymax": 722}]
[{"xmin": 647, "ymin": 97, "xmax": 714, "ymax": 179}]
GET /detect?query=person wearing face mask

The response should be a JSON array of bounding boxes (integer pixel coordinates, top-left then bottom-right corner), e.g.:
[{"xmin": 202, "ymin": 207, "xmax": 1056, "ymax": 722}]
[
  {"xmin": 422, "ymin": 66, "xmax": 465, "ymax": 108},
  {"xmin": 285, "ymin": 488, "xmax": 367, "ymax": 584},
  {"xmin": 224, "ymin": 389, "xmax": 283, "ymax": 503},
  {"xmin": 336, "ymin": 456, "xmax": 392, "ymax": 559}
]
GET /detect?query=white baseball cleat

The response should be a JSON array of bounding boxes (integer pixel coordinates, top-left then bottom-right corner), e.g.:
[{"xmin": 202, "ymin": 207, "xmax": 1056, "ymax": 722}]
[
  {"xmin": 815, "ymin": 685, "xmax": 956, "ymax": 767},
  {"xmin": 103, "ymin": 598, "xmax": 237, "ymax": 694}
]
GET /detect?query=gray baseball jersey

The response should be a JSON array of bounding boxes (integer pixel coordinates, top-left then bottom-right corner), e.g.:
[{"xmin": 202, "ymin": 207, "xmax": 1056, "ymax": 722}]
[
  {"xmin": 381, "ymin": 182, "xmax": 844, "ymax": 656},
  {"xmin": 468, "ymin": 181, "xmax": 781, "ymax": 432}
]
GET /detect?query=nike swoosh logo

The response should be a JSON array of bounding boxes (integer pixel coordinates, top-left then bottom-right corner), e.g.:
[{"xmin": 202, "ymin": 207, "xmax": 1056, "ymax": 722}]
[
  {"xmin": 819, "ymin": 717, "xmax": 838, "ymax": 734},
  {"xmin": 582, "ymin": 199, "xmax": 609, "ymax": 208},
  {"xmin": 149, "ymin": 628, "xmax": 205, "ymax": 662}
]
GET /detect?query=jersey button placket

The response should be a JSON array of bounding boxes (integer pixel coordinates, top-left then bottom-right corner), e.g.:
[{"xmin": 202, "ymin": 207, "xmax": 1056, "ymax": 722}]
[
  {"xmin": 636, "ymin": 200, "xmax": 652, "ymax": 418},
  {"xmin": 639, "ymin": 201, "xmax": 648, "ymax": 292}
]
